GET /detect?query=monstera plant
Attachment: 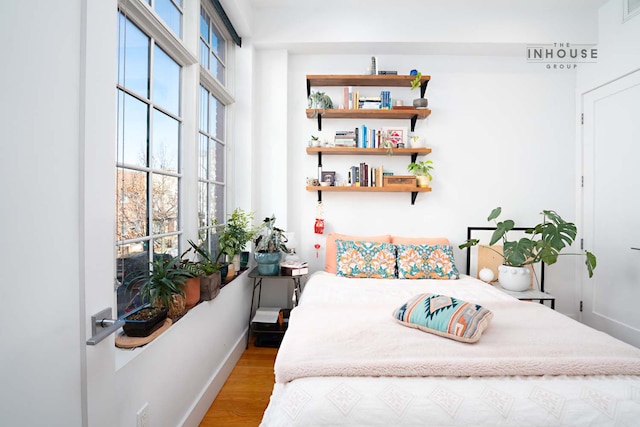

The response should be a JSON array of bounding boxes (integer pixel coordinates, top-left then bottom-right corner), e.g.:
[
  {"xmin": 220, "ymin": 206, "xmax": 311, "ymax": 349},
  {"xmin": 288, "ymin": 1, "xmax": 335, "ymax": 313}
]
[{"xmin": 459, "ymin": 207, "xmax": 596, "ymax": 291}]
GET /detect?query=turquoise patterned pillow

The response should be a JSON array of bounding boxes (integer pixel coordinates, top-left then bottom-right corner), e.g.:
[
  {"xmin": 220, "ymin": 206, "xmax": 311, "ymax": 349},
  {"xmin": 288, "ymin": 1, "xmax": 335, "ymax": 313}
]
[
  {"xmin": 336, "ymin": 239, "xmax": 396, "ymax": 278},
  {"xmin": 396, "ymin": 244, "xmax": 460, "ymax": 279},
  {"xmin": 393, "ymin": 293, "xmax": 493, "ymax": 343}
]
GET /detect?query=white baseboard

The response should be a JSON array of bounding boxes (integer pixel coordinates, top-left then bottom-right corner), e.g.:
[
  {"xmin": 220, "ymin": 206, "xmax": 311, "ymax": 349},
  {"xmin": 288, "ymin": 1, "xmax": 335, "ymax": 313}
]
[{"xmin": 180, "ymin": 328, "xmax": 248, "ymax": 427}]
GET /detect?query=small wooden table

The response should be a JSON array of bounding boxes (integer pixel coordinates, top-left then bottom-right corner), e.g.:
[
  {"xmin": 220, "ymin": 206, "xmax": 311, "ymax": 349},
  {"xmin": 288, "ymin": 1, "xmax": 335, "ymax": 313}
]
[
  {"xmin": 493, "ymin": 284, "xmax": 556, "ymax": 309},
  {"xmin": 247, "ymin": 267, "xmax": 306, "ymax": 348}
]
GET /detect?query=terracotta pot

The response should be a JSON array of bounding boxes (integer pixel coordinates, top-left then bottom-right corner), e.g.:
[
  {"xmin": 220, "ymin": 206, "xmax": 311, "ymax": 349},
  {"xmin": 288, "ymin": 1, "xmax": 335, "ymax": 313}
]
[{"xmin": 183, "ymin": 277, "xmax": 201, "ymax": 309}]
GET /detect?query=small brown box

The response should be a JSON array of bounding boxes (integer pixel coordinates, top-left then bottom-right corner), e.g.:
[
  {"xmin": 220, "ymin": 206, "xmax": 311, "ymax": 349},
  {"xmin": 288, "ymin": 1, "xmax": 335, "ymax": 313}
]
[{"xmin": 383, "ymin": 175, "xmax": 417, "ymax": 187}]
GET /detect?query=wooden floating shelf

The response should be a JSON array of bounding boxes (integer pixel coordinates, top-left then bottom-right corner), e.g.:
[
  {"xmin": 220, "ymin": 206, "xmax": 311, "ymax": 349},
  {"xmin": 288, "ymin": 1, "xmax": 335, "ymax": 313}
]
[
  {"xmin": 306, "ymin": 74, "xmax": 430, "ymax": 88},
  {"xmin": 305, "ymin": 108, "xmax": 431, "ymax": 120},
  {"xmin": 306, "ymin": 185, "xmax": 432, "ymax": 193},
  {"xmin": 306, "ymin": 147, "xmax": 432, "ymax": 155}
]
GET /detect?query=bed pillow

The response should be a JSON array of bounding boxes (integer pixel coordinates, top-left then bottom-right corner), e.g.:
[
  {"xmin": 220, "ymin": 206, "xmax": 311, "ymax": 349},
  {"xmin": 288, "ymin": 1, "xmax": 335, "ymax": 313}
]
[
  {"xmin": 391, "ymin": 236, "xmax": 450, "ymax": 246},
  {"xmin": 335, "ymin": 240, "xmax": 396, "ymax": 278},
  {"xmin": 325, "ymin": 233, "xmax": 392, "ymax": 274},
  {"xmin": 396, "ymin": 244, "xmax": 460, "ymax": 279},
  {"xmin": 392, "ymin": 293, "xmax": 493, "ymax": 343}
]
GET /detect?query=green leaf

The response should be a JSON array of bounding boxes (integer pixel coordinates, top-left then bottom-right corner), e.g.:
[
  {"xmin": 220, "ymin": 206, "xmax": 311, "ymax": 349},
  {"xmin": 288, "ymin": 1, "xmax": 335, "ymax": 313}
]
[
  {"xmin": 458, "ymin": 239, "xmax": 479, "ymax": 249},
  {"xmin": 503, "ymin": 238, "xmax": 534, "ymax": 266},
  {"xmin": 487, "ymin": 207, "xmax": 502, "ymax": 222},
  {"xmin": 541, "ymin": 221, "xmax": 577, "ymax": 251},
  {"xmin": 537, "ymin": 244, "xmax": 559, "ymax": 265},
  {"xmin": 585, "ymin": 251, "xmax": 597, "ymax": 278},
  {"xmin": 489, "ymin": 219, "xmax": 514, "ymax": 246}
]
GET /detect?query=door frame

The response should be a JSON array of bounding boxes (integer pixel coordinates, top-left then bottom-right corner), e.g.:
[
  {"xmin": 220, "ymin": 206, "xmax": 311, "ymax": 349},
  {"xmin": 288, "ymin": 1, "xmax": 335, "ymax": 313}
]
[{"xmin": 80, "ymin": 1, "xmax": 119, "ymax": 425}]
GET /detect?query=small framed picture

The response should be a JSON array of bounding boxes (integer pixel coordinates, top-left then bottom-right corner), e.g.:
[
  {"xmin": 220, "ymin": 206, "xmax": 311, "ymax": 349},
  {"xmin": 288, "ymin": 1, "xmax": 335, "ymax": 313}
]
[
  {"xmin": 382, "ymin": 126, "xmax": 408, "ymax": 147},
  {"xmin": 321, "ymin": 171, "xmax": 336, "ymax": 186}
]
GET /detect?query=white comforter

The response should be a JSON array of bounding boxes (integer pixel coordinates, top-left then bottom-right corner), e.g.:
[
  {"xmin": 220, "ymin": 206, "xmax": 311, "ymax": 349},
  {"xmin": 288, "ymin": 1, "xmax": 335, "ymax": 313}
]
[{"xmin": 261, "ymin": 272, "xmax": 640, "ymax": 426}]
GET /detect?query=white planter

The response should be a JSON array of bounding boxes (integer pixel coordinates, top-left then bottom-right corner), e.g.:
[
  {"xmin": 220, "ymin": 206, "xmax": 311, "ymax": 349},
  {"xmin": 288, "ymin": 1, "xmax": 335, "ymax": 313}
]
[{"xmin": 498, "ymin": 265, "xmax": 530, "ymax": 291}]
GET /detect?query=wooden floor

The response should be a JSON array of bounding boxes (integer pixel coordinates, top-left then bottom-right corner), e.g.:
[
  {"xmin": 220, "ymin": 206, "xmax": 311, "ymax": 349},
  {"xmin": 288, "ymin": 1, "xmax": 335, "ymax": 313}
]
[{"xmin": 199, "ymin": 341, "xmax": 278, "ymax": 427}]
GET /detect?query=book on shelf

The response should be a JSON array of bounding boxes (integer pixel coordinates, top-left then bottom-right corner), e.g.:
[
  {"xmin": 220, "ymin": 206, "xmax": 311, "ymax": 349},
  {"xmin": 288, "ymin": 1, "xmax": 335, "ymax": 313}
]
[
  {"xmin": 334, "ymin": 138, "xmax": 356, "ymax": 147},
  {"xmin": 349, "ymin": 165, "xmax": 360, "ymax": 186},
  {"xmin": 360, "ymin": 103, "xmax": 381, "ymax": 110}
]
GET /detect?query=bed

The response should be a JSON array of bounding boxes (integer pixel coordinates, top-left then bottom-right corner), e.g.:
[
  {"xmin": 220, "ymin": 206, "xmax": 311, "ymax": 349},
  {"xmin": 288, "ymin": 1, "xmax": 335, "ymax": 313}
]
[{"xmin": 260, "ymin": 236, "xmax": 640, "ymax": 426}]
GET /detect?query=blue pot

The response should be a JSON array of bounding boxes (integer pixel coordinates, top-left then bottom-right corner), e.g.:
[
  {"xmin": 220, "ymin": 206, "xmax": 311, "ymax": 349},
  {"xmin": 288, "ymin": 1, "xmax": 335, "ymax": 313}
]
[{"xmin": 254, "ymin": 251, "xmax": 282, "ymax": 276}]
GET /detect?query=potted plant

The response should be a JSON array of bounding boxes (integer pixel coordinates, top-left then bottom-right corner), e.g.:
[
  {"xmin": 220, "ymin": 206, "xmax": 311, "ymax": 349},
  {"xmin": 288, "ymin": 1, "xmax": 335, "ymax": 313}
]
[
  {"xmin": 407, "ymin": 159, "xmax": 434, "ymax": 187},
  {"xmin": 308, "ymin": 91, "xmax": 333, "ymax": 117},
  {"xmin": 410, "ymin": 72, "xmax": 428, "ymax": 109},
  {"xmin": 216, "ymin": 208, "xmax": 256, "ymax": 276},
  {"xmin": 121, "ymin": 304, "xmax": 168, "ymax": 337},
  {"xmin": 459, "ymin": 207, "xmax": 597, "ymax": 291},
  {"xmin": 136, "ymin": 256, "xmax": 196, "ymax": 320},
  {"xmin": 254, "ymin": 215, "xmax": 289, "ymax": 275},
  {"xmin": 185, "ymin": 239, "xmax": 222, "ymax": 301}
]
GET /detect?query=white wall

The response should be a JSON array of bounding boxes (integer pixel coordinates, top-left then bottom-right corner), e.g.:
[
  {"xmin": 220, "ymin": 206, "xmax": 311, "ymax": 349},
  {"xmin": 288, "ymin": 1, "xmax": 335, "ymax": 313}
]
[
  {"xmin": 577, "ymin": 0, "xmax": 640, "ymax": 91},
  {"xmin": 0, "ymin": 1, "xmax": 256, "ymax": 426},
  {"xmin": 0, "ymin": 1, "xmax": 84, "ymax": 425},
  {"xmin": 250, "ymin": 0, "xmax": 602, "ymax": 48},
  {"xmin": 115, "ymin": 277, "xmax": 253, "ymax": 427},
  {"xmin": 278, "ymin": 53, "xmax": 579, "ymax": 315},
  {"xmin": 245, "ymin": 2, "xmax": 605, "ymax": 318}
]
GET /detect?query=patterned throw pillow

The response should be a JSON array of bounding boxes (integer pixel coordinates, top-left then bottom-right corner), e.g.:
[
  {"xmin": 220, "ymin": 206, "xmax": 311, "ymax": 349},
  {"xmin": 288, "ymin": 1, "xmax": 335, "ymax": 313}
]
[
  {"xmin": 392, "ymin": 293, "xmax": 493, "ymax": 343},
  {"xmin": 336, "ymin": 240, "xmax": 397, "ymax": 278},
  {"xmin": 396, "ymin": 244, "xmax": 460, "ymax": 279}
]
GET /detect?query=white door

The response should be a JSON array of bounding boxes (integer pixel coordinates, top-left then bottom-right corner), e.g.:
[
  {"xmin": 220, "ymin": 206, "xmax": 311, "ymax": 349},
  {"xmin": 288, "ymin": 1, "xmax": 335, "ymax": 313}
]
[
  {"xmin": 81, "ymin": 0, "xmax": 119, "ymax": 425},
  {"xmin": 581, "ymin": 69, "xmax": 640, "ymax": 348}
]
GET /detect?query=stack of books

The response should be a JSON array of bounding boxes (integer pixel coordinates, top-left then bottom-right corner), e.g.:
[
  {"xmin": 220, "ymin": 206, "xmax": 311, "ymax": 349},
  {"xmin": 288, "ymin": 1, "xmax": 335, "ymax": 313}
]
[
  {"xmin": 280, "ymin": 261, "xmax": 309, "ymax": 276},
  {"xmin": 358, "ymin": 96, "xmax": 381, "ymax": 110},
  {"xmin": 334, "ymin": 130, "xmax": 357, "ymax": 147}
]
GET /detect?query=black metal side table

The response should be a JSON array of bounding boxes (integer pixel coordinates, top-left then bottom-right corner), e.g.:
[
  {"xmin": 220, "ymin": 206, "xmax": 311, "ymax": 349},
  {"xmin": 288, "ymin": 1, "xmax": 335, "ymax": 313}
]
[{"xmin": 247, "ymin": 267, "xmax": 306, "ymax": 348}]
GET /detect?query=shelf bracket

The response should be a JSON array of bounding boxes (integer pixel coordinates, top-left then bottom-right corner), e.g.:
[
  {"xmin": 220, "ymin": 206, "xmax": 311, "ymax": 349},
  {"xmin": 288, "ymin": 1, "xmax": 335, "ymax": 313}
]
[
  {"xmin": 317, "ymin": 113, "xmax": 322, "ymax": 131},
  {"xmin": 410, "ymin": 153, "xmax": 418, "ymax": 163},
  {"xmin": 411, "ymin": 191, "xmax": 418, "ymax": 205},
  {"xmin": 317, "ymin": 190, "xmax": 322, "ymax": 202},
  {"xmin": 420, "ymin": 80, "xmax": 429, "ymax": 98},
  {"xmin": 410, "ymin": 115, "xmax": 418, "ymax": 132},
  {"xmin": 306, "ymin": 79, "xmax": 311, "ymax": 98}
]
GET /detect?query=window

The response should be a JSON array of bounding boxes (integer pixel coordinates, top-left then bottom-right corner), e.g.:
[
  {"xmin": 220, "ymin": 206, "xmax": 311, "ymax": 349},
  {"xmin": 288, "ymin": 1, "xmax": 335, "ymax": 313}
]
[
  {"xmin": 115, "ymin": 1, "xmax": 237, "ymax": 318},
  {"xmin": 197, "ymin": 85, "xmax": 226, "ymax": 253},
  {"xmin": 198, "ymin": 3, "xmax": 234, "ymax": 256},
  {"xmin": 116, "ymin": 13, "xmax": 183, "ymax": 316},
  {"xmin": 200, "ymin": 6, "xmax": 226, "ymax": 84},
  {"xmin": 153, "ymin": 0, "xmax": 183, "ymax": 38}
]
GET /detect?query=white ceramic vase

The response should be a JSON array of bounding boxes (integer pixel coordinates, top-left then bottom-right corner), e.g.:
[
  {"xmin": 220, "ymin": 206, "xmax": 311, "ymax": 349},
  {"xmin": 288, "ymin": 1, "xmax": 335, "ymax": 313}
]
[{"xmin": 498, "ymin": 265, "xmax": 530, "ymax": 291}]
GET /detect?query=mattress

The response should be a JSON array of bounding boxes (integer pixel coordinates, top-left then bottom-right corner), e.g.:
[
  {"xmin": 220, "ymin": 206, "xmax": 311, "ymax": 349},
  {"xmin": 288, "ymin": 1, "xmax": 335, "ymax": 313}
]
[{"xmin": 261, "ymin": 272, "xmax": 640, "ymax": 426}]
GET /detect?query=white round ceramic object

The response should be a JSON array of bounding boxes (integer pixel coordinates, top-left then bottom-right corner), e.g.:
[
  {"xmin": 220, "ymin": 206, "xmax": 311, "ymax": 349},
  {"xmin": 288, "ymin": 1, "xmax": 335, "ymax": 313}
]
[{"xmin": 478, "ymin": 267, "xmax": 495, "ymax": 283}]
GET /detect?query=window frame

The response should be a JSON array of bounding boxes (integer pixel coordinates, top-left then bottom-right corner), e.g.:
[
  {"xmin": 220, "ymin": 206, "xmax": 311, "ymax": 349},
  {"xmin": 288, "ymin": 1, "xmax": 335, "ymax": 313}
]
[{"xmin": 115, "ymin": 0, "xmax": 236, "ymax": 316}]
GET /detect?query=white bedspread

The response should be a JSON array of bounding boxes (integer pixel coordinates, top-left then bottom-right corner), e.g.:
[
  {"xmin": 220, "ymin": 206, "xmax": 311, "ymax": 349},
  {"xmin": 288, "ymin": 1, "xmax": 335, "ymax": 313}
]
[
  {"xmin": 275, "ymin": 272, "xmax": 640, "ymax": 382},
  {"xmin": 261, "ymin": 272, "xmax": 640, "ymax": 426}
]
